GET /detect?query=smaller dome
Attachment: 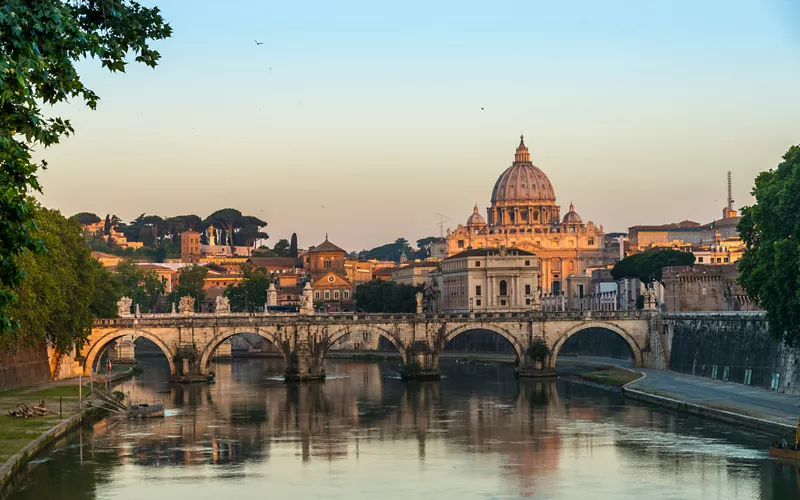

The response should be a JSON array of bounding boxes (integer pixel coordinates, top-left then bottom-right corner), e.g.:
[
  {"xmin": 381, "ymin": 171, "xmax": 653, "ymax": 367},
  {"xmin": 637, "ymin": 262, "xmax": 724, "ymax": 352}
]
[
  {"xmin": 466, "ymin": 204, "xmax": 486, "ymax": 226},
  {"xmin": 562, "ymin": 202, "xmax": 582, "ymax": 224}
]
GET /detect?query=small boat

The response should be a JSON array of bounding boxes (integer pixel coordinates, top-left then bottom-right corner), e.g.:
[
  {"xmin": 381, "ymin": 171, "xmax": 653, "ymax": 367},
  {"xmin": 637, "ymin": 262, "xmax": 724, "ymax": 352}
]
[
  {"xmin": 770, "ymin": 445, "xmax": 800, "ymax": 461},
  {"xmin": 127, "ymin": 402, "xmax": 165, "ymax": 419}
]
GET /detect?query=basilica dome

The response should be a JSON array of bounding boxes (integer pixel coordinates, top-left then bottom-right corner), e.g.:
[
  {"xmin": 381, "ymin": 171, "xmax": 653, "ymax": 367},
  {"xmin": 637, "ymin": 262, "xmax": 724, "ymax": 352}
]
[
  {"xmin": 490, "ymin": 136, "xmax": 556, "ymax": 204},
  {"xmin": 562, "ymin": 203, "xmax": 582, "ymax": 224},
  {"xmin": 466, "ymin": 205, "xmax": 486, "ymax": 226}
]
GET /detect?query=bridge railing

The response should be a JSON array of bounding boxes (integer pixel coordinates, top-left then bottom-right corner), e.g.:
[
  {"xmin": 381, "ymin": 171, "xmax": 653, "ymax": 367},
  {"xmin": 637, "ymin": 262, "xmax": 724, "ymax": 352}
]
[{"xmin": 92, "ymin": 309, "xmax": 653, "ymax": 327}]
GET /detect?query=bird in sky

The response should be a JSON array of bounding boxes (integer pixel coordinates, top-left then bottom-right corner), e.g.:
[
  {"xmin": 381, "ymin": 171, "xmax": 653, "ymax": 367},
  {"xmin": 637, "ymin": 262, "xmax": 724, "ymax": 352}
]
[
  {"xmin": 254, "ymin": 40, "xmax": 264, "ymax": 46},
  {"xmin": 321, "ymin": 205, "xmax": 325, "ymax": 208}
]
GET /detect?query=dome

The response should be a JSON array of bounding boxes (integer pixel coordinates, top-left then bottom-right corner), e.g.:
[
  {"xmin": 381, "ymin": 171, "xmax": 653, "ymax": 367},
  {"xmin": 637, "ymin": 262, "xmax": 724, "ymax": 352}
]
[
  {"xmin": 466, "ymin": 204, "xmax": 486, "ymax": 226},
  {"xmin": 490, "ymin": 136, "xmax": 556, "ymax": 203},
  {"xmin": 562, "ymin": 202, "xmax": 582, "ymax": 224}
]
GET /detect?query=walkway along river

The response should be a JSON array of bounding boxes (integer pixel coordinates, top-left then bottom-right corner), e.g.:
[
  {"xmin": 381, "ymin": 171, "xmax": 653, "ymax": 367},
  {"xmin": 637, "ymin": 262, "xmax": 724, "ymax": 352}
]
[{"xmin": 4, "ymin": 357, "xmax": 800, "ymax": 499}]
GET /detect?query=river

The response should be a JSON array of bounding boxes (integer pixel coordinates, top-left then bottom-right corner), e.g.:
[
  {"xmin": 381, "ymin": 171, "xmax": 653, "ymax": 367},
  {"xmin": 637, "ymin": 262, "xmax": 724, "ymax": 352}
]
[{"xmin": 4, "ymin": 358, "xmax": 799, "ymax": 499}]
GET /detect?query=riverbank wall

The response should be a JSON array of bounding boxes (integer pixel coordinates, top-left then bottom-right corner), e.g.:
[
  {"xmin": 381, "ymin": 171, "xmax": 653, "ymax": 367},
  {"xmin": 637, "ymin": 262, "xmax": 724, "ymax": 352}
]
[
  {"xmin": 662, "ymin": 312, "xmax": 800, "ymax": 395},
  {"xmin": 0, "ymin": 342, "xmax": 51, "ymax": 392}
]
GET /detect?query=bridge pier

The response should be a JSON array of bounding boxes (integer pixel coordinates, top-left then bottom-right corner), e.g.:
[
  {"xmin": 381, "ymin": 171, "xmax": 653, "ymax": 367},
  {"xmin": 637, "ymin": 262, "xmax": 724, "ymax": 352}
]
[
  {"xmin": 284, "ymin": 340, "xmax": 326, "ymax": 382},
  {"xmin": 402, "ymin": 341, "xmax": 440, "ymax": 381},
  {"xmin": 515, "ymin": 358, "xmax": 556, "ymax": 378}
]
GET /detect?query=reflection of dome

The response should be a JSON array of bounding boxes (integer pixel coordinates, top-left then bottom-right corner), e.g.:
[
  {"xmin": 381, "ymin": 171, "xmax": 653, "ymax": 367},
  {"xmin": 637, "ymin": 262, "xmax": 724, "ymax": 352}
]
[
  {"xmin": 562, "ymin": 203, "xmax": 582, "ymax": 224},
  {"xmin": 490, "ymin": 136, "xmax": 556, "ymax": 203},
  {"xmin": 466, "ymin": 205, "xmax": 486, "ymax": 226}
]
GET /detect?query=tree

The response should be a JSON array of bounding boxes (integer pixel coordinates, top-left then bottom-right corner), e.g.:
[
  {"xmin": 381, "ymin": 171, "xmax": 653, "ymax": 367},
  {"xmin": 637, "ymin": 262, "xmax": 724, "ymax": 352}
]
[
  {"xmin": 224, "ymin": 264, "xmax": 272, "ymax": 312},
  {"xmin": 72, "ymin": 212, "xmax": 101, "ymax": 225},
  {"xmin": 354, "ymin": 280, "xmax": 421, "ymax": 312},
  {"xmin": 359, "ymin": 238, "xmax": 414, "ymax": 262},
  {"xmin": 103, "ymin": 214, "xmax": 112, "ymax": 235},
  {"xmin": 0, "ymin": 1, "xmax": 171, "ymax": 336},
  {"xmin": 738, "ymin": 145, "xmax": 800, "ymax": 345},
  {"xmin": 114, "ymin": 260, "xmax": 166, "ymax": 313},
  {"xmin": 165, "ymin": 214, "xmax": 203, "ymax": 242},
  {"xmin": 7, "ymin": 204, "xmax": 117, "ymax": 351},
  {"xmin": 611, "ymin": 249, "xmax": 695, "ymax": 284},
  {"xmin": 289, "ymin": 233, "xmax": 299, "ymax": 258},
  {"xmin": 174, "ymin": 265, "xmax": 208, "ymax": 312},
  {"xmin": 273, "ymin": 239, "xmax": 291, "ymax": 257}
]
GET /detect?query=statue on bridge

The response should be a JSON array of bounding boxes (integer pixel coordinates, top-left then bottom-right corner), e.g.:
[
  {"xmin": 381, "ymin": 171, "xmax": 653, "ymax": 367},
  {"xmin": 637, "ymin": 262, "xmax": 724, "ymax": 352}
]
[
  {"xmin": 267, "ymin": 282, "xmax": 278, "ymax": 308},
  {"xmin": 215, "ymin": 295, "xmax": 230, "ymax": 314},
  {"xmin": 179, "ymin": 296, "xmax": 195, "ymax": 315},
  {"xmin": 117, "ymin": 297, "xmax": 133, "ymax": 318},
  {"xmin": 415, "ymin": 292, "xmax": 423, "ymax": 314},
  {"xmin": 300, "ymin": 282, "xmax": 314, "ymax": 315}
]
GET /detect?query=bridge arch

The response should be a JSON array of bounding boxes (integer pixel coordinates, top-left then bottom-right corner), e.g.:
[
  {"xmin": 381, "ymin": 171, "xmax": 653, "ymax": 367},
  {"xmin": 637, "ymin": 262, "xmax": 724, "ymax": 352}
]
[
  {"xmin": 323, "ymin": 325, "xmax": 408, "ymax": 364},
  {"xmin": 198, "ymin": 327, "xmax": 287, "ymax": 373},
  {"xmin": 549, "ymin": 322, "xmax": 643, "ymax": 368},
  {"xmin": 443, "ymin": 323, "xmax": 526, "ymax": 362},
  {"xmin": 82, "ymin": 329, "xmax": 177, "ymax": 376}
]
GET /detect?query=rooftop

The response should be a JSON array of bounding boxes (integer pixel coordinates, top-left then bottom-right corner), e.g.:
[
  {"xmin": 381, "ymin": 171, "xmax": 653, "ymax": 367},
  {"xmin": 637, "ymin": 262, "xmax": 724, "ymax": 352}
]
[
  {"xmin": 445, "ymin": 247, "xmax": 535, "ymax": 260},
  {"xmin": 309, "ymin": 235, "xmax": 346, "ymax": 254}
]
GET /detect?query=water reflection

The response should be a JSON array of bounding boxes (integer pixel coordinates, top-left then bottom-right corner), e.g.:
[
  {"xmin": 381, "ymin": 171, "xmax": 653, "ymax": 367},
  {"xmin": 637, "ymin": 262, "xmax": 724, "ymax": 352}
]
[{"xmin": 5, "ymin": 358, "xmax": 799, "ymax": 499}]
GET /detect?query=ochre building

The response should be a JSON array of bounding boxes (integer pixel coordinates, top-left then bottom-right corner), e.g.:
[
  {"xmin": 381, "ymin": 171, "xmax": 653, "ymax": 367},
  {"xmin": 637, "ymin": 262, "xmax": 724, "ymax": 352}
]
[{"xmin": 446, "ymin": 136, "xmax": 608, "ymax": 295}]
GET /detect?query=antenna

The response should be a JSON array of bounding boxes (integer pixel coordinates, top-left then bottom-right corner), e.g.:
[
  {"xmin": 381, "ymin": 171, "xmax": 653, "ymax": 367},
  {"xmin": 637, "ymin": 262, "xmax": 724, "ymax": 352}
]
[
  {"xmin": 727, "ymin": 171, "xmax": 734, "ymax": 209},
  {"xmin": 435, "ymin": 213, "xmax": 451, "ymax": 238}
]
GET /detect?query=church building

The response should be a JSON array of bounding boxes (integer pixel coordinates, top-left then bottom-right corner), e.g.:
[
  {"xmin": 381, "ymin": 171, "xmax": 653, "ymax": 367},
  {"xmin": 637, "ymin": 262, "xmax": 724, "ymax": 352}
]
[{"xmin": 446, "ymin": 136, "xmax": 608, "ymax": 295}]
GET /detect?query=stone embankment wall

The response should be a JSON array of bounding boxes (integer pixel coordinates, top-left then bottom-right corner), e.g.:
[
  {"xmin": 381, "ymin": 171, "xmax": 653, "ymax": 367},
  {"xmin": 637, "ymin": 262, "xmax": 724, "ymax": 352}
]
[
  {"xmin": 0, "ymin": 342, "xmax": 51, "ymax": 391},
  {"xmin": 663, "ymin": 312, "xmax": 800, "ymax": 395}
]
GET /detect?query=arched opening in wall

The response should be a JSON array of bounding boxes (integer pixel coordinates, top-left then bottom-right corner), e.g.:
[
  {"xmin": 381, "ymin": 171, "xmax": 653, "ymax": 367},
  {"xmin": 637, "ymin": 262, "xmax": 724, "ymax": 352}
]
[
  {"xmin": 443, "ymin": 328, "xmax": 520, "ymax": 360},
  {"xmin": 327, "ymin": 330, "xmax": 404, "ymax": 359},
  {"xmin": 202, "ymin": 332, "xmax": 285, "ymax": 380},
  {"xmin": 555, "ymin": 327, "xmax": 634, "ymax": 368}
]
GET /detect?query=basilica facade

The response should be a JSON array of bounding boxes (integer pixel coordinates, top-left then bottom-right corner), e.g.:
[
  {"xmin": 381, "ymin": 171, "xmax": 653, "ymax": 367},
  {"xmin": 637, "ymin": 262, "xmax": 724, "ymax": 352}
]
[{"xmin": 445, "ymin": 136, "xmax": 608, "ymax": 295}]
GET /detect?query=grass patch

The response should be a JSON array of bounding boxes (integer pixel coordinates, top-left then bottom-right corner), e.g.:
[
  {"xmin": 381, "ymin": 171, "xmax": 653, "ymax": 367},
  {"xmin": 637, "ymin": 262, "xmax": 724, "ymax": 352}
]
[
  {"xmin": 0, "ymin": 415, "xmax": 65, "ymax": 463},
  {"xmin": 577, "ymin": 366, "xmax": 642, "ymax": 387}
]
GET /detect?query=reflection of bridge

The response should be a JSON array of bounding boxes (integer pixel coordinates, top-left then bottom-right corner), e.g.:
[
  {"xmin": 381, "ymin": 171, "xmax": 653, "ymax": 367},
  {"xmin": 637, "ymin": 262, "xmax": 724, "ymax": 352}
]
[{"xmin": 86, "ymin": 311, "xmax": 656, "ymax": 381}]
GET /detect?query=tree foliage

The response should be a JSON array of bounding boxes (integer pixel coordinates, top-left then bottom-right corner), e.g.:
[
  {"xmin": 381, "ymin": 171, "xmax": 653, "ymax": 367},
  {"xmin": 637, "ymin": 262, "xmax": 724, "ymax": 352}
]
[
  {"xmin": 738, "ymin": 145, "xmax": 800, "ymax": 345},
  {"xmin": 114, "ymin": 260, "xmax": 166, "ymax": 313},
  {"xmin": 72, "ymin": 212, "xmax": 101, "ymax": 225},
  {"xmin": 289, "ymin": 233, "xmax": 298, "ymax": 258},
  {"xmin": 611, "ymin": 249, "xmax": 695, "ymax": 284},
  {"xmin": 224, "ymin": 264, "xmax": 272, "ymax": 312},
  {"xmin": 354, "ymin": 280, "xmax": 421, "ymax": 313},
  {"xmin": 0, "ymin": 0, "xmax": 171, "ymax": 336},
  {"xmin": 7, "ymin": 204, "xmax": 120, "ymax": 351},
  {"xmin": 359, "ymin": 238, "xmax": 414, "ymax": 262},
  {"xmin": 174, "ymin": 264, "xmax": 208, "ymax": 311}
]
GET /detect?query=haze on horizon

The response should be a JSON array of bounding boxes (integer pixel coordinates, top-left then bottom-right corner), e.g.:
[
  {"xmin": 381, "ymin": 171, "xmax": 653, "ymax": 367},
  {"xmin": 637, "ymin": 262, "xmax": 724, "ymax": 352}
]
[{"xmin": 37, "ymin": 0, "xmax": 800, "ymax": 252}]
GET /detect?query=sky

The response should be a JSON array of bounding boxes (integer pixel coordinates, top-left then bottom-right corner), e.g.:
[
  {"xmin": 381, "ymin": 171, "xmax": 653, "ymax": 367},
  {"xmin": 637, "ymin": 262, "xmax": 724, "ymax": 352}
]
[{"xmin": 37, "ymin": 0, "xmax": 800, "ymax": 252}]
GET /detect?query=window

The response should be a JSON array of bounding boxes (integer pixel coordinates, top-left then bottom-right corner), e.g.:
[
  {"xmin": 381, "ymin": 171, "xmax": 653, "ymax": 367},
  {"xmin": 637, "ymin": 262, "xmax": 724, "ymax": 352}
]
[
  {"xmin": 551, "ymin": 240, "xmax": 558, "ymax": 248},
  {"xmin": 588, "ymin": 238, "xmax": 595, "ymax": 245},
  {"xmin": 723, "ymin": 257, "xmax": 729, "ymax": 263},
  {"xmin": 324, "ymin": 258, "xmax": 331, "ymax": 269},
  {"xmin": 524, "ymin": 260, "xmax": 530, "ymax": 266},
  {"xmin": 717, "ymin": 258, "xmax": 722, "ymax": 263},
  {"xmin": 476, "ymin": 285, "xmax": 482, "ymax": 296},
  {"xmin": 525, "ymin": 298, "xmax": 531, "ymax": 305},
  {"xmin": 324, "ymin": 291, "xmax": 330, "ymax": 299},
  {"xmin": 499, "ymin": 280, "xmax": 507, "ymax": 296},
  {"xmin": 500, "ymin": 299, "xmax": 506, "ymax": 306},
  {"xmin": 315, "ymin": 291, "xmax": 320, "ymax": 299},
  {"xmin": 476, "ymin": 299, "xmax": 481, "ymax": 306},
  {"xmin": 525, "ymin": 284, "xmax": 531, "ymax": 295},
  {"xmin": 533, "ymin": 210, "xmax": 539, "ymax": 221},
  {"xmin": 344, "ymin": 290, "xmax": 350, "ymax": 299},
  {"xmin": 334, "ymin": 290, "xmax": 340, "ymax": 299},
  {"xmin": 458, "ymin": 240, "xmax": 465, "ymax": 248},
  {"xmin": 698, "ymin": 257, "xmax": 704, "ymax": 263}
]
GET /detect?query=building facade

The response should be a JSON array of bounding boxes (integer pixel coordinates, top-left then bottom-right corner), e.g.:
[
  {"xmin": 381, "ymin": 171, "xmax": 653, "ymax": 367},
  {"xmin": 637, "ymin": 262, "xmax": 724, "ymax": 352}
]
[
  {"xmin": 180, "ymin": 230, "xmax": 202, "ymax": 262},
  {"xmin": 307, "ymin": 236, "xmax": 347, "ymax": 281},
  {"xmin": 432, "ymin": 248, "xmax": 539, "ymax": 313},
  {"xmin": 392, "ymin": 261, "xmax": 439, "ymax": 287},
  {"xmin": 445, "ymin": 136, "xmax": 607, "ymax": 295}
]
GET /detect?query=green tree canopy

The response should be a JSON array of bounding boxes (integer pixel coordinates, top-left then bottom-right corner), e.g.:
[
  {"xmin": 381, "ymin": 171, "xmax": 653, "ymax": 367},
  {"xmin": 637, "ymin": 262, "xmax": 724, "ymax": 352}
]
[
  {"xmin": 358, "ymin": 238, "xmax": 414, "ymax": 262},
  {"xmin": 72, "ymin": 212, "xmax": 101, "ymax": 225},
  {"xmin": 611, "ymin": 249, "xmax": 695, "ymax": 284},
  {"xmin": 174, "ymin": 264, "xmax": 208, "ymax": 312},
  {"xmin": 114, "ymin": 260, "xmax": 166, "ymax": 313},
  {"xmin": 354, "ymin": 280, "xmax": 421, "ymax": 313},
  {"xmin": 7, "ymin": 204, "xmax": 119, "ymax": 351},
  {"xmin": 0, "ymin": 0, "xmax": 171, "ymax": 336},
  {"xmin": 224, "ymin": 264, "xmax": 272, "ymax": 312},
  {"xmin": 289, "ymin": 233, "xmax": 299, "ymax": 258},
  {"xmin": 738, "ymin": 145, "xmax": 800, "ymax": 345}
]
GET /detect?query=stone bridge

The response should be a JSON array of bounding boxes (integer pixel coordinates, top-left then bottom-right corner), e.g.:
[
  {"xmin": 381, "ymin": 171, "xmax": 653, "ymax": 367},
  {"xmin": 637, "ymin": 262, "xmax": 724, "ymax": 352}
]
[{"xmin": 85, "ymin": 311, "xmax": 657, "ymax": 382}]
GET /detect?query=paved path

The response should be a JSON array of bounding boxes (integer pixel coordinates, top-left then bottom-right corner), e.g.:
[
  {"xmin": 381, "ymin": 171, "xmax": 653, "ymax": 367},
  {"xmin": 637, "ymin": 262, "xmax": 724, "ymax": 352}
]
[{"xmin": 561, "ymin": 357, "xmax": 800, "ymax": 427}]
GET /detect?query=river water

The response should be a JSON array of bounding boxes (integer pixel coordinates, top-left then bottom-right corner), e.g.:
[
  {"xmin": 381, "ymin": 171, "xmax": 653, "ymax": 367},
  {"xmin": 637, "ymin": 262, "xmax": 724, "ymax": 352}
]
[{"xmin": 5, "ymin": 358, "xmax": 799, "ymax": 499}]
